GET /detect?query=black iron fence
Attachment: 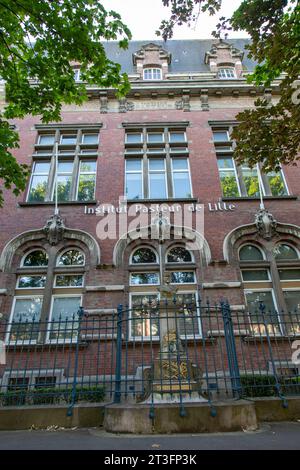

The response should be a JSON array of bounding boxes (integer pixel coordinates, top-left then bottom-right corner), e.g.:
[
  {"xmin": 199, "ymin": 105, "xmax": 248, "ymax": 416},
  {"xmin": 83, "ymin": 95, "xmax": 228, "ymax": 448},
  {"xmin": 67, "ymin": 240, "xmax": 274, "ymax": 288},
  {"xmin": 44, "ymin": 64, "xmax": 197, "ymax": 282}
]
[{"xmin": 0, "ymin": 299, "xmax": 299, "ymax": 416}]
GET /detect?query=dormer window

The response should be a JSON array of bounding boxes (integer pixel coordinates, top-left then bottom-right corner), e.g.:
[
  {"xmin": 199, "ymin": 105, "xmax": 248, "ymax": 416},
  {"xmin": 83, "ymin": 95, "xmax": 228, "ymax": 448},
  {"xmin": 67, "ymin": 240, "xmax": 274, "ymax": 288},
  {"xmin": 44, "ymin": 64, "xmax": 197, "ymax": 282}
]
[
  {"xmin": 218, "ymin": 68, "xmax": 236, "ymax": 79},
  {"xmin": 143, "ymin": 68, "xmax": 162, "ymax": 80}
]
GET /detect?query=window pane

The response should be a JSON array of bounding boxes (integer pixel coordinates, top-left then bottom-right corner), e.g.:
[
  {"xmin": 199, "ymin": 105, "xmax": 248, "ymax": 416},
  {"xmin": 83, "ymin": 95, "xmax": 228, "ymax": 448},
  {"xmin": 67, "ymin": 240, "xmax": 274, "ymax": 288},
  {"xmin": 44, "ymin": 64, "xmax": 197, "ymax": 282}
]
[
  {"xmin": 279, "ymin": 269, "xmax": 300, "ymax": 280},
  {"xmin": 126, "ymin": 173, "xmax": 143, "ymax": 199},
  {"xmin": 34, "ymin": 162, "xmax": 51, "ymax": 173},
  {"xmin": 55, "ymin": 275, "xmax": 84, "ymax": 287},
  {"xmin": 267, "ymin": 172, "xmax": 287, "ymax": 196},
  {"xmin": 126, "ymin": 159, "xmax": 142, "ymax": 171},
  {"xmin": 39, "ymin": 135, "xmax": 55, "ymax": 145},
  {"xmin": 149, "ymin": 159, "xmax": 165, "ymax": 171},
  {"xmin": 126, "ymin": 134, "xmax": 142, "ymax": 143},
  {"xmin": 242, "ymin": 270, "xmax": 269, "ymax": 281},
  {"xmin": 58, "ymin": 250, "xmax": 84, "ymax": 266},
  {"xmin": 131, "ymin": 294, "xmax": 159, "ymax": 337},
  {"xmin": 10, "ymin": 297, "xmax": 43, "ymax": 342},
  {"xmin": 213, "ymin": 131, "xmax": 228, "ymax": 142},
  {"xmin": 246, "ymin": 291, "xmax": 280, "ymax": 335},
  {"xmin": 130, "ymin": 273, "xmax": 159, "ymax": 285},
  {"xmin": 77, "ymin": 174, "xmax": 96, "ymax": 201},
  {"xmin": 171, "ymin": 271, "xmax": 195, "ymax": 283},
  {"xmin": 56, "ymin": 175, "xmax": 72, "ymax": 201},
  {"xmin": 132, "ymin": 248, "xmax": 157, "ymax": 264},
  {"xmin": 176, "ymin": 293, "xmax": 200, "ymax": 336},
  {"xmin": 239, "ymin": 245, "xmax": 264, "ymax": 261},
  {"xmin": 23, "ymin": 250, "xmax": 48, "ymax": 267},
  {"xmin": 57, "ymin": 161, "xmax": 73, "ymax": 173},
  {"xmin": 149, "ymin": 173, "xmax": 167, "ymax": 198},
  {"xmin": 274, "ymin": 244, "xmax": 298, "ymax": 260},
  {"xmin": 148, "ymin": 133, "xmax": 163, "ymax": 143},
  {"xmin": 173, "ymin": 172, "xmax": 192, "ymax": 198},
  {"xmin": 217, "ymin": 157, "xmax": 234, "ymax": 169},
  {"xmin": 28, "ymin": 175, "xmax": 48, "ymax": 202},
  {"xmin": 219, "ymin": 171, "xmax": 240, "ymax": 197},
  {"xmin": 283, "ymin": 291, "xmax": 300, "ymax": 312},
  {"xmin": 82, "ymin": 134, "xmax": 98, "ymax": 144},
  {"xmin": 172, "ymin": 158, "xmax": 188, "ymax": 170},
  {"xmin": 18, "ymin": 276, "xmax": 46, "ymax": 288},
  {"xmin": 169, "ymin": 132, "xmax": 185, "ymax": 143},
  {"xmin": 50, "ymin": 297, "xmax": 81, "ymax": 341},
  {"xmin": 245, "ymin": 291, "xmax": 277, "ymax": 318},
  {"xmin": 167, "ymin": 247, "xmax": 192, "ymax": 263},
  {"xmin": 241, "ymin": 167, "xmax": 260, "ymax": 197},
  {"xmin": 61, "ymin": 135, "xmax": 77, "ymax": 145},
  {"xmin": 80, "ymin": 161, "xmax": 97, "ymax": 173}
]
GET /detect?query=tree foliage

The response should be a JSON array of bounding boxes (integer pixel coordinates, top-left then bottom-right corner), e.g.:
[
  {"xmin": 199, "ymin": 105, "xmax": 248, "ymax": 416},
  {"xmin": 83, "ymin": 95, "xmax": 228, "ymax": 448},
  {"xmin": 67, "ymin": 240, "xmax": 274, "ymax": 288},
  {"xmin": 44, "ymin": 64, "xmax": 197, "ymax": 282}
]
[
  {"xmin": 158, "ymin": 0, "xmax": 300, "ymax": 172},
  {"xmin": 0, "ymin": 0, "xmax": 131, "ymax": 206}
]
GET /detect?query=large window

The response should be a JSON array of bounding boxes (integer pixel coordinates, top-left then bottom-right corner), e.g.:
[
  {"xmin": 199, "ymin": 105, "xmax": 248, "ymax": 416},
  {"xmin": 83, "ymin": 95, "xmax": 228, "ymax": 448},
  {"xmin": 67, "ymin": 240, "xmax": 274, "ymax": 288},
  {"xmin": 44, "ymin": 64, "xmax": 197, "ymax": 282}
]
[
  {"xmin": 7, "ymin": 248, "xmax": 85, "ymax": 344},
  {"xmin": 239, "ymin": 242, "xmax": 300, "ymax": 335},
  {"xmin": 129, "ymin": 244, "xmax": 198, "ymax": 339},
  {"xmin": 27, "ymin": 127, "xmax": 100, "ymax": 203},
  {"xmin": 212, "ymin": 128, "xmax": 289, "ymax": 198},
  {"xmin": 124, "ymin": 125, "xmax": 192, "ymax": 200}
]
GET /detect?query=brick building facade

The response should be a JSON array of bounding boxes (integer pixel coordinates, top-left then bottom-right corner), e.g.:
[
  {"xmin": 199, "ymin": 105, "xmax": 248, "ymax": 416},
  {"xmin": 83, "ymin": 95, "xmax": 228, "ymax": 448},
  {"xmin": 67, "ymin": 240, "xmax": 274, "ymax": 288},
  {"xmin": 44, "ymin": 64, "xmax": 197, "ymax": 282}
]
[{"xmin": 0, "ymin": 39, "xmax": 299, "ymax": 399}]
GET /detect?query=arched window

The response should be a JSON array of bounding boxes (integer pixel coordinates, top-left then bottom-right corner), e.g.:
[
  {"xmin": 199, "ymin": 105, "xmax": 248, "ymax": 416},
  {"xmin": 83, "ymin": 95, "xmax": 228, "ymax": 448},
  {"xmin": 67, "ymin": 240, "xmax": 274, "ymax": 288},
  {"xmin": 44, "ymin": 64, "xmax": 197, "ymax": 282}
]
[
  {"xmin": 274, "ymin": 244, "xmax": 299, "ymax": 260},
  {"xmin": 57, "ymin": 249, "xmax": 85, "ymax": 266},
  {"xmin": 8, "ymin": 246, "xmax": 85, "ymax": 345},
  {"xmin": 239, "ymin": 245, "xmax": 264, "ymax": 261},
  {"xmin": 143, "ymin": 68, "xmax": 162, "ymax": 80},
  {"xmin": 22, "ymin": 250, "xmax": 48, "ymax": 267},
  {"xmin": 131, "ymin": 247, "xmax": 157, "ymax": 264},
  {"xmin": 167, "ymin": 246, "xmax": 193, "ymax": 263}
]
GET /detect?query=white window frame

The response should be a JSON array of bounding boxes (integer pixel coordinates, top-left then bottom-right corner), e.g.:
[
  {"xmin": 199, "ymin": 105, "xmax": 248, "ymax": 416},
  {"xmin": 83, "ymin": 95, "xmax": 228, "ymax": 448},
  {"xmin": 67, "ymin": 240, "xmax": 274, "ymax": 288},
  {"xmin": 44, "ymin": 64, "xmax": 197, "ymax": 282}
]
[
  {"xmin": 278, "ymin": 269, "xmax": 300, "ymax": 281},
  {"xmin": 148, "ymin": 158, "xmax": 168, "ymax": 199},
  {"xmin": 54, "ymin": 274, "xmax": 85, "ymax": 289},
  {"xmin": 56, "ymin": 249, "xmax": 85, "ymax": 267},
  {"xmin": 73, "ymin": 68, "xmax": 81, "ymax": 82},
  {"xmin": 168, "ymin": 131, "xmax": 187, "ymax": 144},
  {"xmin": 166, "ymin": 245, "xmax": 194, "ymax": 264},
  {"xmin": 130, "ymin": 246, "xmax": 159, "ymax": 265},
  {"xmin": 213, "ymin": 130, "xmax": 230, "ymax": 142},
  {"xmin": 218, "ymin": 68, "xmax": 236, "ymax": 79},
  {"xmin": 147, "ymin": 132, "xmax": 164, "ymax": 144},
  {"xmin": 244, "ymin": 288, "xmax": 283, "ymax": 336},
  {"xmin": 46, "ymin": 294, "xmax": 83, "ymax": 344},
  {"xmin": 16, "ymin": 275, "xmax": 47, "ymax": 290},
  {"xmin": 129, "ymin": 272, "xmax": 160, "ymax": 286},
  {"xmin": 125, "ymin": 158, "xmax": 144, "ymax": 200},
  {"xmin": 143, "ymin": 68, "xmax": 162, "ymax": 81},
  {"xmin": 38, "ymin": 134, "xmax": 55, "ymax": 146},
  {"xmin": 238, "ymin": 244, "xmax": 266, "ymax": 261},
  {"xmin": 21, "ymin": 249, "xmax": 49, "ymax": 268},
  {"xmin": 217, "ymin": 156, "xmax": 241, "ymax": 197},
  {"xmin": 274, "ymin": 243, "xmax": 300, "ymax": 260},
  {"xmin": 60, "ymin": 134, "xmax": 77, "ymax": 145},
  {"xmin": 125, "ymin": 133, "xmax": 143, "ymax": 144},
  {"xmin": 81, "ymin": 133, "xmax": 99, "ymax": 144},
  {"xmin": 169, "ymin": 270, "xmax": 196, "ymax": 285},
  {"xmin": 6, "ymin": 295, "xmax": 44, "ymax": 345},
  {"xmin": 26, "ymin": 162, "xmax": 51, "ymax": 203},
  {"xmin": 51, "ymin": 159, "xmax": 74, "ymax": 201},
  {"xmin": 129, "ymin": 292, "xmax": 160, "ymax": 341},
  {"xmin": 175, "ymin": 290, "xmax": 202, "ymax": 339},
  {"xmin": 241, "ymin": 269, "xmax": 271, "ymax": 283},
  {"xmin": 171, "ymin": 157, "xmax": 193, "ymax": 198},
  {"xmin": 75, "ymin": 159, "xmax": 97, "ymax": 201}
]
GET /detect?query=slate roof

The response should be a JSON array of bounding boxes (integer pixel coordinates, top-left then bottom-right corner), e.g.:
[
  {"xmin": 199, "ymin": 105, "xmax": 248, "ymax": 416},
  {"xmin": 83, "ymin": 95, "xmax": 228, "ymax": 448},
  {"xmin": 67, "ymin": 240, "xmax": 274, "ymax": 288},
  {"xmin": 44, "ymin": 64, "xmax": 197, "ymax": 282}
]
[{"xmin": 102, "ymin": 39, "xmax": 257, "ymax": 74}]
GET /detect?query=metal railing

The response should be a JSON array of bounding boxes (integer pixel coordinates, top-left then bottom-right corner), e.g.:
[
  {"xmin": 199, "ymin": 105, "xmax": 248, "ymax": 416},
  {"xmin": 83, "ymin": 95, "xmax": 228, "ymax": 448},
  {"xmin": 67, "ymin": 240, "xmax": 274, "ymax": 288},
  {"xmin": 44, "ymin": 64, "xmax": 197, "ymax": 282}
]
[{"xmin": 0, "ymin": 298, "xmax": 299, "ymax": 417}]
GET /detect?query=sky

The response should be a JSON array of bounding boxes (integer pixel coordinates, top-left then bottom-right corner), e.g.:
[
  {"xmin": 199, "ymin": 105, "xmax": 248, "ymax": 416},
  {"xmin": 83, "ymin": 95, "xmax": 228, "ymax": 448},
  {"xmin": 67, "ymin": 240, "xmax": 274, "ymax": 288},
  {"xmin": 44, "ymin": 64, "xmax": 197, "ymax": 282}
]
[{"xmin": 101, "ymin": 0, "xmax": 248, "ymax": 40}]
